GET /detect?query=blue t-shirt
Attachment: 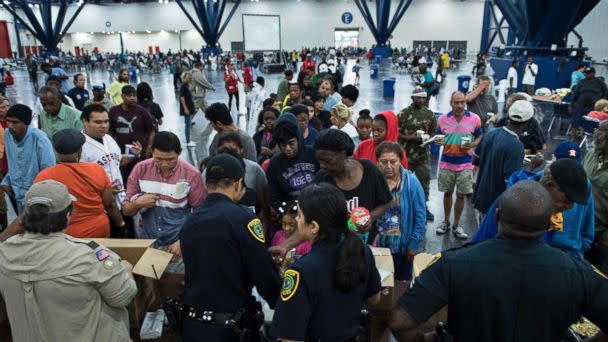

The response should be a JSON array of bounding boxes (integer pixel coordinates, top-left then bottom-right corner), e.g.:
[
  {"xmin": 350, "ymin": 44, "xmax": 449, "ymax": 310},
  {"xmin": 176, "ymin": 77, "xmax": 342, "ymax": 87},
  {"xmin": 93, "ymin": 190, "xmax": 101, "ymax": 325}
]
[
  {"xmin": 303, "ymin": 127, "xmax": 318, "ymax": 146},
  {"xmin": 67, "ymin": 87, "xmax": 90, "ymax": 111},
  {"xmin": 423, "ymin": 72, "xmax": 434, "ymax": 84},
  {"xmin": 472, "ymin": 127, "xmax": 524, "ymax": 213},
  {"xmin": 50, "ymin": 67, "xmax": 71, "ymax": 93}
]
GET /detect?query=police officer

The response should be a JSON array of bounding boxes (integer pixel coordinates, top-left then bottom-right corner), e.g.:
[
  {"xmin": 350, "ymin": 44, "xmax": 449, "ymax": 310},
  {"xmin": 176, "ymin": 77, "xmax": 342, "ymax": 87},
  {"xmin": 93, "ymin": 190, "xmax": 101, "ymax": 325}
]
[
  {"xmin": 180, "ymin": 153, "xmax": 281, "ymax": 341},
  {"xmin": 389, "ymin": 180, "xmax": 608, "ymax": 341},
  {"xmin": 0, "ymin": 180, "xmax": 137, "ymax": 341},
  {"xmin": 271, "ymin": 183, "xmax": 382, "ymax": 341}
]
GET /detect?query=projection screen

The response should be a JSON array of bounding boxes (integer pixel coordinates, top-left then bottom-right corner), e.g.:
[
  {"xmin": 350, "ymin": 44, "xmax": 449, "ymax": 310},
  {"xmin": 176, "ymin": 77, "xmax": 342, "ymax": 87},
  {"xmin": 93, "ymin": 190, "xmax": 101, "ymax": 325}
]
[{"xmin": 242, "ymin": 14, "xmax": 281, "ymax": 51}]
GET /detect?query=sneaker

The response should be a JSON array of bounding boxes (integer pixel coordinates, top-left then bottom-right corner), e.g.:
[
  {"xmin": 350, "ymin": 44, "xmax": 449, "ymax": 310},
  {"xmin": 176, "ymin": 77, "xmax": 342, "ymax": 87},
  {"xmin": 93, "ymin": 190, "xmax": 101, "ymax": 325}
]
[
  {"xmin": 186, "ymin": 141, "xmax": 197, "ymax": 147},
  {"xmin": 426, "ymin": 209, "xmax": 434, "ymax": 222},
  {"xmin": 452, "ymin": 224, "xmax": 468, "ymax": 240},
  {"xmin": 436, "ymin": 221, "xmax": 450, "ymax": 235}
]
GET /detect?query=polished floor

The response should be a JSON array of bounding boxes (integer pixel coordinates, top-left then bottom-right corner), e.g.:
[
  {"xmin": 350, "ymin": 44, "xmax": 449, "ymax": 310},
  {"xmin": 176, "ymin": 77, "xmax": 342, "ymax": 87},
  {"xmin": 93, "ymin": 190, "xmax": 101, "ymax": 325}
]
[{"xmin": 3, "ymin": 58, "xmax": 574, "ymax": 254}]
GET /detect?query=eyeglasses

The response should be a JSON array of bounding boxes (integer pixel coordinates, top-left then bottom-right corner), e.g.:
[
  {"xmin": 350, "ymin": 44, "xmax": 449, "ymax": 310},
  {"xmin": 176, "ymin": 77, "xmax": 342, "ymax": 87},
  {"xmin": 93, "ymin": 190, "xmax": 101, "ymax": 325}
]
[{"xmin": 378, "ymin": 159, "xmax": 400, "ymax": 166}]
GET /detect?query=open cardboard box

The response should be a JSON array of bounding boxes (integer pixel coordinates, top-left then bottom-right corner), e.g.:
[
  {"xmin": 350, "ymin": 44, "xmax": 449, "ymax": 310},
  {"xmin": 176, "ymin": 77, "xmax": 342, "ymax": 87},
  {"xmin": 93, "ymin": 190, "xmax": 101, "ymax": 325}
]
[
  {"xmin": 92, "ymin": 239, "xmax": 174, "ymax": 328},
  {"xmin": 92, "ymin": 239, "xmax": 173, "ymax": 279},
  {"xmin": 366, "ymin": 247, "xmax": 394, "ymax": 310}
]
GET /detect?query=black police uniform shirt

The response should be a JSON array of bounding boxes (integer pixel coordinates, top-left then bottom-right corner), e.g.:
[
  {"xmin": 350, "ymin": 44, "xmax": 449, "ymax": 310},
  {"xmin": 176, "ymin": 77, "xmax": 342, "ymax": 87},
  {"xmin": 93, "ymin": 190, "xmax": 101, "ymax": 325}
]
[
  {"xmin": 398, "ymin": 236, "xmax": 608, "ymax": 342},
  {"xmin": 271, "ymin": 240, "xmax": 382, "ymax": 341},
  {"xmin": 180, "ymin": 193, "xmax": 281, "ymax": 341}
]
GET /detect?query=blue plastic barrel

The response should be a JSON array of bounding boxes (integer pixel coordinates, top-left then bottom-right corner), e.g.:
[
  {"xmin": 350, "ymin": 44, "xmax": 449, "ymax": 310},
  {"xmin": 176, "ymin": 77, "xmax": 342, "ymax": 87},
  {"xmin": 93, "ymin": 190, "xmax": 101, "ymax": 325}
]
[
  {"xmin": 382, "ymin": 77, "xmax": 396, "ymax": 98},
  {"xmin": 375, "ymin": 55, "xmax": 382, "ymax": 64},
  {"xmin": 370, "ymin": 64, "xmax": 379, "ymax": 79},
  {"xmin": 457, "ymin": 75, "xmax": 471, "ymax": 93}
]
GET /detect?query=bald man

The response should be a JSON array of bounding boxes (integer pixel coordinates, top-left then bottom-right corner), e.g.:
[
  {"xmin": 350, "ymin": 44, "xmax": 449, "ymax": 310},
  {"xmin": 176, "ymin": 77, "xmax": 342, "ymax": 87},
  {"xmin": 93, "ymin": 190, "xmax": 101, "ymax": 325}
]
[
  {"xmin": 390, "ymin": 180, "xmax": 608, "ymax": 341},
  {"xmin": 434, "ymin": 91, "xmax": 483, "ymax": 239}
]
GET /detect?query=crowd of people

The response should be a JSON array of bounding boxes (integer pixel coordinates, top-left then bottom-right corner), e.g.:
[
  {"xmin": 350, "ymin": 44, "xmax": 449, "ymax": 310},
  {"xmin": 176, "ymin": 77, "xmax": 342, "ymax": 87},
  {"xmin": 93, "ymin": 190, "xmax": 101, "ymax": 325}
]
[{"xmin": 0, "ymin": 46, "xmax": 605, "ymax": 342}]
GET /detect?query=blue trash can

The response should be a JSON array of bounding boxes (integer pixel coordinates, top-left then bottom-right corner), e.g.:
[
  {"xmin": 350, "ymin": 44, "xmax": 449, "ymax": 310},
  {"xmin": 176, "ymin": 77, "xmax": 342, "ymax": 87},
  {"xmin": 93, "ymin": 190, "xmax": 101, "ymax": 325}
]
[
  {"xmin": 457, "ymin": 75, "xmax": 471, "ymax": 93},
  {"xmin": 382, "ymin": 77, "xmax": 396, "ymax": 97},
  {"xmin": 370, "ymin": 64, "xmax": 379, "ymax": 79},
  {"xmin": 128, "ymin": 66, "xmax": 138, "ymax": 83},
  {"xmin": 375, "ymin": 55, "xmax": 382, "ymax": 64}
]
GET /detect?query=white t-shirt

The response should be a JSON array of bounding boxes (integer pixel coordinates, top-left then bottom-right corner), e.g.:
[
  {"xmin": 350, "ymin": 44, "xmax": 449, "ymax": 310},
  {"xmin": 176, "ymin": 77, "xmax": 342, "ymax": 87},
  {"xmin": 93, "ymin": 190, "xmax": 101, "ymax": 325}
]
[
  {"xmin": 340, "ymin": 122, "xmax": 359, "ymax": 140},
  {"xmin": 80, "ymin": 133, "xmax": 126, "ymax": 207},
  {"xmin": 507, "ymin": 67, "xmax": 518, "ymax": 89},
  {"xmin": 522, "ymin": 63, "xmax": 538, "ymax": 85}
]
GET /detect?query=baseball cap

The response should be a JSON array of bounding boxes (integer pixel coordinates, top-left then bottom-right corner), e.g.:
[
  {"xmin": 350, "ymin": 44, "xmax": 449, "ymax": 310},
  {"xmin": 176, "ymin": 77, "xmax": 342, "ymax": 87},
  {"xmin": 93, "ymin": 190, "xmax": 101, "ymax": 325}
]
[
  {"xmin": 52, "ymin": 129, "xmax": 86, "ymax": 154},
  {"xmin": 92, "ymin": 84, "xmax": 106, "ymax": 91},
  {"xmin": 508, "ymin": 100, "xmax": 534, "ymax": 122},
  {"xmin": 584, "ymin": 67, "xmax": 595, "ymax": 74},
  {"xmin": 550, "ymin": 158, "xmax": 588, "ymax": 204},
  {"xmin": 206, "ymin": 154, "xmax": 244, "ymax": 182},
  {"xmin": 553, "ymin": 141, "xmax": 581, "ymax": 162},
  {"xmin": 24, "ymin": 180, "xmax": 76, "ymax": 213},
  {"xmin": 121, "ymin": 85, "xmax": 136, "ymax": 95},
  {"xmin": 411, "ymin": 86, "xmax": 427, "ymax": 97}
]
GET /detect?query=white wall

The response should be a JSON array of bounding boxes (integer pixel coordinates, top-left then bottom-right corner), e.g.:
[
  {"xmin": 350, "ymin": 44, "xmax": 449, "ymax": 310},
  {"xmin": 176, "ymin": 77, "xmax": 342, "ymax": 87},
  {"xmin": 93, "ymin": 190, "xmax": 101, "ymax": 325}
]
[
  {"xmin": 568, "ymin": 0, "xmax": 608, "ymax": 62},
  {"xmin": 3, "ymin": 0, "xmax": 485, "ymax": 55}
]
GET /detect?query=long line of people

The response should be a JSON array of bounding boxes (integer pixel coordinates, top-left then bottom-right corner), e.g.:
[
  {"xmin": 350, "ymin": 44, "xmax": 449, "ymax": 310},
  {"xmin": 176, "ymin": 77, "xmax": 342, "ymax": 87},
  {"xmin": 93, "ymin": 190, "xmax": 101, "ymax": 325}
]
[{"xmin": 0, "ymin": 54, "xmax": 605, "ymax": 341}]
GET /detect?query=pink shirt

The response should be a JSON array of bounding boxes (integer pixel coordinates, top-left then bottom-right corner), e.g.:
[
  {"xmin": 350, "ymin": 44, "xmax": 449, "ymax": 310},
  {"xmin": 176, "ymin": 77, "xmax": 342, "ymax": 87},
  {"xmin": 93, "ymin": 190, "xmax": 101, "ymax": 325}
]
[{"xmin": 271, "ymin": 230, "xmax": 312, "ymax": 257}]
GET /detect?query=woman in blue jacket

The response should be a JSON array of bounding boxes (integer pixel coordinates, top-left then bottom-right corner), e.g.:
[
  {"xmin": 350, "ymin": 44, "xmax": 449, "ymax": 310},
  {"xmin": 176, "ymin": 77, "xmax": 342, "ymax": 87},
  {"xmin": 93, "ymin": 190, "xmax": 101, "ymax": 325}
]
[{"xmin": 374, "ymin": 142, "xmax": 427, "ymax": 281}]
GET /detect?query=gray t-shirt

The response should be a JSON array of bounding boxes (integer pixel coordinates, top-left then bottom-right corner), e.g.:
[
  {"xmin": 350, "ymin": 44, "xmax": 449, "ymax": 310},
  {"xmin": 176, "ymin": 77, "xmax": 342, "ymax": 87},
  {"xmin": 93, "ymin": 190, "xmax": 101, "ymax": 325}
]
[
  {"xmin": 209, "ymin": 129, "xmax": 258, "ymax": 162},
  {"xmin": 467, "ymin": 93, "xmax": 498, "ymax": 127},
  {"xmin": 202, "ymin": 158, "xmax": 267, "ymax": 192}
]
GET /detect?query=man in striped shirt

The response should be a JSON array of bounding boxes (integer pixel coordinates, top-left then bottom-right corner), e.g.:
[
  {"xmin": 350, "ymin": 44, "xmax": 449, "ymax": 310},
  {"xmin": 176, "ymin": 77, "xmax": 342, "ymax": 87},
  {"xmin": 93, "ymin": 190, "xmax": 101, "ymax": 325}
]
[
  {"xmin": 123, "ymin": 131, "xmax": 206, "ymax": 274},
  {"xmin": 434, "ymin": 91, "xmax": 482, "ymax": 239}
]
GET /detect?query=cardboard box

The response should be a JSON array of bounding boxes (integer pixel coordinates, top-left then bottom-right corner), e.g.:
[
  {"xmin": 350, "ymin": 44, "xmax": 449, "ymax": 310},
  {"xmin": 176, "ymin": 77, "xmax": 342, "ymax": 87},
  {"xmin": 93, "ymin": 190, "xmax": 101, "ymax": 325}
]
[
  {"xmin": 92, "ymin": 239, "xmax": 173, "ymax": 279},
  {"xmin": 367, "ymin": 247, "xmax": 394, "ymax": 310},
  {"xmin": 92, "ymin": 239, "xmax": 174, "ymax": 328}
]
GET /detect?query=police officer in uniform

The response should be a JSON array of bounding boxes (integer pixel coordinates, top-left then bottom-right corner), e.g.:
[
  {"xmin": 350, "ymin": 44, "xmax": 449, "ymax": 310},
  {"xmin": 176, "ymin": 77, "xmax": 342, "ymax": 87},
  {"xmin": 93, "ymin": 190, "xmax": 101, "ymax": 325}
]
[
  {"xmin": 180, "ymin": 153, "xmax": 281, "ymax": 341},
  {"xmin": 389, "ymin": 180, "xmax": 608, "ymax": 341},
  {"xmin": 0, "ymin": 180, "xmax": 137, "ymax": 341},
  {"xmin": 271, "ymin": 183, "xmax": 382, "ymax": 341}
]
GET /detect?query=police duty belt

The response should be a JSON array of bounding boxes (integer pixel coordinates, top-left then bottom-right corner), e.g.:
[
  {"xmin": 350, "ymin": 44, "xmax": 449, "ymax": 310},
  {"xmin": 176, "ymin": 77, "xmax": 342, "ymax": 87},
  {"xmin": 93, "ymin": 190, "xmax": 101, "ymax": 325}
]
[{"xmin": 185, "ymin": 305, "xmax": 242, "ymax": 327}]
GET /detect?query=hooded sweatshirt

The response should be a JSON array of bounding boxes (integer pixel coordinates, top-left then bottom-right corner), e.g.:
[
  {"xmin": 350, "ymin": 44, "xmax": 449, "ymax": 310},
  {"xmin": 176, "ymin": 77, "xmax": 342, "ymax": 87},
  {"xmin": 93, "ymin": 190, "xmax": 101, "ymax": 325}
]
[
  {"xmin": 354, "ymin": 110, "xmax": 409, "ymax": 169},
  {"xmin": 266, "ymin": 113, "xmax": 319, "ymax": 209}
]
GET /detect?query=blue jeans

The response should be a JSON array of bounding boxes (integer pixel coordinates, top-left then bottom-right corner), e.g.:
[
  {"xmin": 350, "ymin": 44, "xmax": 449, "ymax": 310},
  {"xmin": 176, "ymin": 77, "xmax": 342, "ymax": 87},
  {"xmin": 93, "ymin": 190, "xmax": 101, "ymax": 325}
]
[{"xmin": 184, "ymin": 115, "xmax": 192, "ymax": 143}]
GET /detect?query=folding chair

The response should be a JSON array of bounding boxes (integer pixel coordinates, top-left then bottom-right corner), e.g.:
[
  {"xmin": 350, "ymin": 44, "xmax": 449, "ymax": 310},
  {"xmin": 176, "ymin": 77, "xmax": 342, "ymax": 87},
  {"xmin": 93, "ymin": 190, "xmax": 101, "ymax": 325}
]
[
  {"xmin": 579, "ymin": 116, "xmax": 600, "ymax": 150},
  {"xmin": 547, "ymin": 102, "xmax": 572, "ymax": 139}
]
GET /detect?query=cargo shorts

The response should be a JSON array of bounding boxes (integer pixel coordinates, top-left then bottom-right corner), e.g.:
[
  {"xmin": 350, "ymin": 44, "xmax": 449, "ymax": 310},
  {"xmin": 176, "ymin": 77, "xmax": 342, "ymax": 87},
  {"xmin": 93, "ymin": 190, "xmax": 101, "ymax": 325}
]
[{"xmin": 438, "ymin": 168, "xmax": 474, "ymax": 194}]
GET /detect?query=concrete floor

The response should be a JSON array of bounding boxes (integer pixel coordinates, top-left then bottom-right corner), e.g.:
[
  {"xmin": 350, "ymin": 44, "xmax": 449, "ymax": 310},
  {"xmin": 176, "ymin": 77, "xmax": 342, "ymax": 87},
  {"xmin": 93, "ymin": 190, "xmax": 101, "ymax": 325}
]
[{"xmin": 3, "ymin": 58, "xmax": 573, "ymax": 254}]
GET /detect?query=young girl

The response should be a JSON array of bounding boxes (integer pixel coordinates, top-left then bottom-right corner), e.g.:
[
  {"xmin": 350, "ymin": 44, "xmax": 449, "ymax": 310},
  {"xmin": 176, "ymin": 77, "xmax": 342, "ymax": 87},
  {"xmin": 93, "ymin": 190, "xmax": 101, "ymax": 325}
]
[
  {"xmin": 224, "ymin": 62, "xmax": 241, "ymax": 112},
  {"xmin": 353, "ymin": 109, "xmax": 372, "ymax": 149},
  {"xmin": 253, "ymin": 107, "xmax": 279, "ymax": 164},
  {"xmin": 271, "ymin": 200, "xmax": 312, "ymax": 260},
  {"xmin": 354, "ymin": 110, "xmax": 409, "ymax": 168}
]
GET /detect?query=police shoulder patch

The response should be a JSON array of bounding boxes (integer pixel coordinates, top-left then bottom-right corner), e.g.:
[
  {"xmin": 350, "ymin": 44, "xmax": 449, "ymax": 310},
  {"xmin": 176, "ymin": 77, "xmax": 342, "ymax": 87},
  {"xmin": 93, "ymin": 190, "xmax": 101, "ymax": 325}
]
[
  {"xmin": 280, "ymin": 269, "xmax": 300, "ymax": 302},
  {"xmin": 247, "ymin": 218, "xmax": 265, "ymax": 243},
  {"xmin": 427, "ymin": 252, "xmax": 442, "ymax": 268},
  {"xmin": 592, "ymin": 265, "xmax": 608, "ymax": 280}
]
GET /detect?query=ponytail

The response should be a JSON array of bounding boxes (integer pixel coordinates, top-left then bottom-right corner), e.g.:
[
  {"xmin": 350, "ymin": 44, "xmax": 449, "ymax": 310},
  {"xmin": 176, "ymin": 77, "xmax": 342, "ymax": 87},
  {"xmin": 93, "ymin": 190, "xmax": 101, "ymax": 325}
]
[
  {"xmin": 333, "ymin": 230, "xmax": 367, "ymax": 292},
  {"xmin": 297, "ymin": 183, "xmax": 368, "ymax": 293}
]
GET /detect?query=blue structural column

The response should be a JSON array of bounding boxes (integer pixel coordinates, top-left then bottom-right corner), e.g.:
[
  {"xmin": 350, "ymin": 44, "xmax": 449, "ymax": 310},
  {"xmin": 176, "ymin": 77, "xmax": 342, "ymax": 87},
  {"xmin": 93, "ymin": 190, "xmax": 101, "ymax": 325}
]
[
  {"xmin": 0, "ymin": 0, "xmax": 88, "ymax": 56},
  {"xmin": 353, "ymin": 0, "xmax": 412, "ymax": 49},
  {"xmin": 174, "ymin": 0, "xmax": 241, "ymax": 51}
]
